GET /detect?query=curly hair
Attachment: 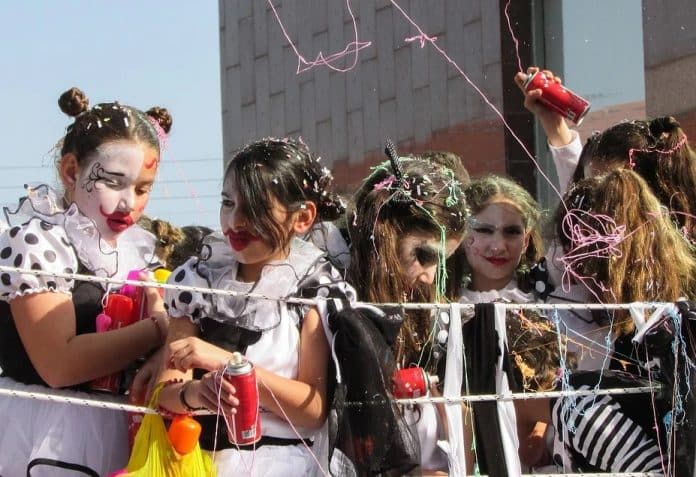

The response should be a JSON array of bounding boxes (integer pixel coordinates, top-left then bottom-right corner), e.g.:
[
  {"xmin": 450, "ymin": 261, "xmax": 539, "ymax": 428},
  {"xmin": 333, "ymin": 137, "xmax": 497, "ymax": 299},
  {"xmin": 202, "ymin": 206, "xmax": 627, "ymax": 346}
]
[{"xmin": 555, "ymin": 169, "xmax": 696, "ymax": 336}]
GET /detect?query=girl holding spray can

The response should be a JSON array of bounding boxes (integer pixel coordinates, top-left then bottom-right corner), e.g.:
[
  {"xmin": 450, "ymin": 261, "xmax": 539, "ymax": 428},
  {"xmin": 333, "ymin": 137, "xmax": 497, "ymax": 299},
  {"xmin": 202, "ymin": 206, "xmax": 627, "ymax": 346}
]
[
  {"xmin": 0, "ymin": 87, "xmax": 171, "ymax": 476},
  {"xmin": 341, "ymin": 150, "xmax": 473, "ymax": 476},
  {"xmin": 156, "ymin": 138, "xmax": 355, "ymax": 476}
]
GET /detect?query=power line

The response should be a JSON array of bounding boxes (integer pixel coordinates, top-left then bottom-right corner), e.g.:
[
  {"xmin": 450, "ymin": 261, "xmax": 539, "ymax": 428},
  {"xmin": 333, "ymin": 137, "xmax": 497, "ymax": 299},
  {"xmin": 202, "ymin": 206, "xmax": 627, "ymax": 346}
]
[
  {"xmin": 0, "ymin": 157, "xmax": 223, "ymax": 171},
  {"xmin": 150, "ymin": 194, "xmax": 219, "ymax": 200}
]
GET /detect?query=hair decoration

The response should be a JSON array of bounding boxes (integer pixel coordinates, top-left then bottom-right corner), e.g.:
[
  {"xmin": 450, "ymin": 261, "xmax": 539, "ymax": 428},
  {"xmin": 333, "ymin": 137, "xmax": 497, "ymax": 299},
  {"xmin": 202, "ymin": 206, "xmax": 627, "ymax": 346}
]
[
  {"xmin": 384, "ymin": 139, "xmax": 403, "ymax": 182},
  {"xmin": 147, "ymin": 115, "xmax": 169, "ymax": 150}
]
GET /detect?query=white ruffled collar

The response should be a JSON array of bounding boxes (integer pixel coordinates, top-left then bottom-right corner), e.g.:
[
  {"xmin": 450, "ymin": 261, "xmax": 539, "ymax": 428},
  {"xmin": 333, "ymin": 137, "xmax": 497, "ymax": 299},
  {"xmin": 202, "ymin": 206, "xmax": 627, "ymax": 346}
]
[
  {"xmin": 459, "ymin": 279, "xmax": 536, "ymax": 304},
  {"xmin": 194, "ymin": 233, "xmax": 326, "ymax": 330},
  {"xmin": 2, "ymin": 184, "xmax": 158, "ymax": 280}
]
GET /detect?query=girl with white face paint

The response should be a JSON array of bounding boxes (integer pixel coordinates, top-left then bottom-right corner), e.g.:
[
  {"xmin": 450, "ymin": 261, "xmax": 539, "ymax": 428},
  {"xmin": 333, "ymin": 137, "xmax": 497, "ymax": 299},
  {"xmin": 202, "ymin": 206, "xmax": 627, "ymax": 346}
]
[
  {"xmin": 453, "ymin": 175, "xmax": 546, "ymax": 473},
  {"xmin": 346, "ymin": 155, "xmax": 472, "ymax": 475},
  {"xmin": 156, "ymin": 138, "xmax": 355, "ymax": 476},
  {"xmin": 0, "ymin": 87, "xmax": 172, "ymax": 476}
]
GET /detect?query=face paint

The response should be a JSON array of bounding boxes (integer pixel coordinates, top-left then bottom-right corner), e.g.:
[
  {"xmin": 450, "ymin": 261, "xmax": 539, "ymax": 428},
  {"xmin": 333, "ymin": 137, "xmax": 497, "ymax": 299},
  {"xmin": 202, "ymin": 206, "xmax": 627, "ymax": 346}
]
[
  {"xmin": 72, "ymin": 141, "xmax": 158, "ymax": 243},
  {"xmin": 219, "ymin": 171, "xmax": 294, "ymax": 282},
  {"xmin": 464, "ymin": 201, "xmax": 530, "ymax": 292},
  {"xmin": 398, "ymin": 231, "xmax": 460, "ymax": 288}
]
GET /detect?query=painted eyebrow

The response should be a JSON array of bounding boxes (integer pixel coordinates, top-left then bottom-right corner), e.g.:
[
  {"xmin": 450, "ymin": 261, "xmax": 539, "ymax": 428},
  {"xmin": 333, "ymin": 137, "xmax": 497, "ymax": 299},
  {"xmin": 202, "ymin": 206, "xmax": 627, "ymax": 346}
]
[{"xmin": 101, "ymin": 169, "xmax": 126, "ymax": 177}]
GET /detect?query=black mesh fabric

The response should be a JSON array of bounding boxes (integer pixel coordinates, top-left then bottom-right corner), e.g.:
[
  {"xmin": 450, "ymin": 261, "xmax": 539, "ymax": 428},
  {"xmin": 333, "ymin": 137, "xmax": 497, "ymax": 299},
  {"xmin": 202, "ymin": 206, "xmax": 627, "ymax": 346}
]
[
  {"xmin": 642, "ymin": 301, "xmax": 696, "ymax": 477},
  {"xmin": 462, "ymin": 303, "xmax": 517, "ymax": 477},
  {"xmin": 327, "ymin": 305, "xmax": 420, "ymax": 476}
]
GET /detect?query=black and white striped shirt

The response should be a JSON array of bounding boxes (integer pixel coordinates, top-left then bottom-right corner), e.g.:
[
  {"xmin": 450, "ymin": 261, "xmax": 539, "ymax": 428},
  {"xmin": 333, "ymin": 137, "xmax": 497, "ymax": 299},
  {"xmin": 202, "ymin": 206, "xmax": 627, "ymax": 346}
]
[{"xmin": 551, "ymin": 381, "xmax": 664, "ymax": 473}]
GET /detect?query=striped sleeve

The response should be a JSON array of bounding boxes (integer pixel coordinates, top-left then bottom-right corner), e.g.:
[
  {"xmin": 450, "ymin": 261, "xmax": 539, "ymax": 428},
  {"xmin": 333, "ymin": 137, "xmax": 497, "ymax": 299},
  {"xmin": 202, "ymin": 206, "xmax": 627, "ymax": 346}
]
[{"xmin": 552, "ymin": 385, "xmax": 663, "ymax": 473}]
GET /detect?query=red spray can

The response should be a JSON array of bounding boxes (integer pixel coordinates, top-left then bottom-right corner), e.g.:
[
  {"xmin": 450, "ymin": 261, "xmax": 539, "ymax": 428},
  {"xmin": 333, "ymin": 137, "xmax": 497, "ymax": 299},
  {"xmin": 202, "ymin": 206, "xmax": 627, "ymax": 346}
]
[
  {"xmin": 392, "ymin": 367, "xmax": 439, "ymax": 399},
  {"xmin": 224, "ymin": 352, "xmax": 261, "ymax": 445},
  {"xmin": 90, "ymin": 294, "xmax": 135, "ymax": 393},
  {"xmin": 523, "ymin": 71, "xmax": 591, "ymax": 125}
]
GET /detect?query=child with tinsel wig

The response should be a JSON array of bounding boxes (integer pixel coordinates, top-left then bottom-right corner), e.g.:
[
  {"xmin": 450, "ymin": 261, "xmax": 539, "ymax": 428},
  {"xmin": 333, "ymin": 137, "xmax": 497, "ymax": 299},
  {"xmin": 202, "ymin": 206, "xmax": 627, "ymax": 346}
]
[{"xmin": 333, "ymin": 145, "xmax": 471, "ymax": 476}]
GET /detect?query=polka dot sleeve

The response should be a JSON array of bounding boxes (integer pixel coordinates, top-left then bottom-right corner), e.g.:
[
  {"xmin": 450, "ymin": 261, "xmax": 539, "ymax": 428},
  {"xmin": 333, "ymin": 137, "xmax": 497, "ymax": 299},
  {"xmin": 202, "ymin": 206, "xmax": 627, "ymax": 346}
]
[
  {"xmin": 163, "ymin": 257, "xmax": 211, "ymax": 323},
  {"xmin": 0, "ymin": 218, "xmax": 79, "ymax": 301}
]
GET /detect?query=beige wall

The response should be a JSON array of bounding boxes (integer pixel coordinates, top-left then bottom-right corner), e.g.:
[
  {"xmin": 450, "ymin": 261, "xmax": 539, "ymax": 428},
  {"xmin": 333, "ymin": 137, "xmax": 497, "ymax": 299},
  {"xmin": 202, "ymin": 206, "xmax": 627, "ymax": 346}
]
[
  {"xmin": 219, "ymin": 0, "xmax": 510, "ymax": 189},
  {"xmin": 642, "ymin": 0, "xmax": 696, "ymax": 137}
]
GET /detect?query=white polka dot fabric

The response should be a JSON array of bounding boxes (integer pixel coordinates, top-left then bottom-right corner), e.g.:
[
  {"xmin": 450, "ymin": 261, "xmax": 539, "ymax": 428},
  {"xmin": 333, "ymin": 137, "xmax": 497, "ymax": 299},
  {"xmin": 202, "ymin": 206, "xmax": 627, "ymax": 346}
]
[{"xmin": 0, "ymin": 218, "xmax": 78, "ymax": 301}]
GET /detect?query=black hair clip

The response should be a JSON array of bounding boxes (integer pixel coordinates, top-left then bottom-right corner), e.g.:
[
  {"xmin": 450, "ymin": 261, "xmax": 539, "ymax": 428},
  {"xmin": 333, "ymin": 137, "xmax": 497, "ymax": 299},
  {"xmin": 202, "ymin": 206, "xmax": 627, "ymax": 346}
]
[{"xmin": 384, "ymin": 139, "xmax": 403, "ymax": 182}]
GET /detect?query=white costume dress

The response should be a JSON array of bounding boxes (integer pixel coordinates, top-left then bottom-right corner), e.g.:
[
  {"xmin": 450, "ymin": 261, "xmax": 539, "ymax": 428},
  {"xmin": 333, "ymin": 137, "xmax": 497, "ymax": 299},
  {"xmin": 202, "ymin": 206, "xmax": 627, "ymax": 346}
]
[
  {"xmin": 0, "ymin": 185, "xmax": 159, "ymax": 477},
  {"xmin": 164, "ymin": 234, "xmax": 355, "ymax": 477}
]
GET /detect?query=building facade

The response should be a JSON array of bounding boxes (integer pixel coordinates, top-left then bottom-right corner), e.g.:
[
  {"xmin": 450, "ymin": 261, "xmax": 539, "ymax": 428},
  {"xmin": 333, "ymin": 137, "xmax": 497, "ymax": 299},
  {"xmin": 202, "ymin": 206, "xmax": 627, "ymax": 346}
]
[{"xmin": 220, "ymin": 1, "xmax": 683, "ymax": 205}]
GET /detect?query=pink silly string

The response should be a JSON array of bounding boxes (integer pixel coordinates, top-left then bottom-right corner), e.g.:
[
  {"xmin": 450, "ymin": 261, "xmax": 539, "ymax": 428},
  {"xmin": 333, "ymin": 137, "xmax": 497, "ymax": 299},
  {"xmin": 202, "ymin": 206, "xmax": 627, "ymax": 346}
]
[
  {"xmin": 147, "ymin": 116, "xmax": 169, "ymax": 151},
  {"xmin": 627, "ymin": 135, "xmax": 688, "ymax": 169},
  {"xmin": 373, "ymin": 175, "xmax": 397, "ymax": 191},
  {"xmin": 503, "ymin": 0, "xmax": 524, "ymax": 73},
  {"xmin": 259, "ymin": 380, "xmax": 330, "ymax": 477},
  {"xmin": 405, "ymin": 33, "xmax": 437, "ymax": 49},
  {"xmin": 387, "ymin": 0, "xmax": 565, "ymax": 208},
  {"xmin": 267, "ymin": 0, "xmax": 371, "ymax": 74},
  {"xmin": 211, "ymin": 369, "xmax": 259, "ymax": 474},
  {"xmin": 168, "ymin": 159, "xmax": 210, "ymax": 216},
  {"xmin": 557, "ymin": 209, "xmax": 627, "ymax": 300}
]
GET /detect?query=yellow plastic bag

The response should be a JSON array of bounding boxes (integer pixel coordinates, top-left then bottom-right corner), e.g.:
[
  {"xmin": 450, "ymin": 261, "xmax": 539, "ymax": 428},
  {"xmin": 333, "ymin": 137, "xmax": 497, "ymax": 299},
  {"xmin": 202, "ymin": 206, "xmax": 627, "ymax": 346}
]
[{"xmin": 119, "ymin": 383, "xmax": 216, "ymax": 477}]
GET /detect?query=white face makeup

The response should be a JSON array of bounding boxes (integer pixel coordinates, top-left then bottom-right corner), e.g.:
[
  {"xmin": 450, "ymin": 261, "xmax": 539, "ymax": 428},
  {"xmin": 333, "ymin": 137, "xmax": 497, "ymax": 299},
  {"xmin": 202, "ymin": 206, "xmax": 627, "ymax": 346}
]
[
  {"xmin": 463, "ymin": 201, "xmax": 530, "ymax": 292},
  {"xmin": 219, "ymin": 171, "xmax": 293, "ymax": 282},
  {"xmin": 72, "ymin": 140, "xmax": 157, "ymax": 243},
  {"xmin": 398, "ymin": 231, "xmax": 461, "ymax": 288}
]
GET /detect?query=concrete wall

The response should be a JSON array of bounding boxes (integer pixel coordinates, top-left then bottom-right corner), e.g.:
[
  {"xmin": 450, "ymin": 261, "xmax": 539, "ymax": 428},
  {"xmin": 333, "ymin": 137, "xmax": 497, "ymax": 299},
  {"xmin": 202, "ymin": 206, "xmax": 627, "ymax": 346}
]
[
  {"xmin": 642, "ymin": 0, "xmax": 696, "ymax": 137},
  {"xmin": 219, "ymin": 0, "xmax": 510, "ymax": 192}
]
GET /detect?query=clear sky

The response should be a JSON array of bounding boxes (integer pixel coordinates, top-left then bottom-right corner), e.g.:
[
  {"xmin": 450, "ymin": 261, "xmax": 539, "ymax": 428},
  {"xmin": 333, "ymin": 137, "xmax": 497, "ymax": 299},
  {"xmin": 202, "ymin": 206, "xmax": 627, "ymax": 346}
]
[{"xmin": 0, "ymin": 1, "xmax": 223, "ymax": 228}]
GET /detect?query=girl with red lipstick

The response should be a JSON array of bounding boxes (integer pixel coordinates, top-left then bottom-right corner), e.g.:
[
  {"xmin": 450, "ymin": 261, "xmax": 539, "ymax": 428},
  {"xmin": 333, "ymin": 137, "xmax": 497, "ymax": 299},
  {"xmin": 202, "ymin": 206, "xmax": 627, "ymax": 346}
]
[
  {"xmin": 456, "ymin": 175, "xmax": 544, "ymax": 304},
  {"xmin": 0, "ymin": 87, "xmax": 172, "ymax": 476},
  {"xmin": 452, "ymin": 175, "xmax": 545, "ymax": 473},
  {"xmin": 156, "ymin": 138, "xmax": 354, "ymax": 476}
]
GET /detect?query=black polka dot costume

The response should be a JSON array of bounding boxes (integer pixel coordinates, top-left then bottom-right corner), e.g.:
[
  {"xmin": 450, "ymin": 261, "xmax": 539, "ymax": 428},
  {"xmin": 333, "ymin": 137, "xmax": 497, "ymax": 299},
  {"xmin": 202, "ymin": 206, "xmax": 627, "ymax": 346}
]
[
  {"xmin": 164, "ymin": 233, "xmax": 356, "ymax": 474},
  {"xmin": 0, "ymin": 186, "xmax": 160, "ymax": 477}
]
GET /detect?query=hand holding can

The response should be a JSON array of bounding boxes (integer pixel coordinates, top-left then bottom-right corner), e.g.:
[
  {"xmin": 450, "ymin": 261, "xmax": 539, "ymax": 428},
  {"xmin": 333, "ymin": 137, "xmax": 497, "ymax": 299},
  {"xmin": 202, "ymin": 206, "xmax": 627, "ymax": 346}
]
[
  {"xmin": 223, "ymin": 352, "xmax": 261, "ymax": 445},
  {"xmin": 522, "ymin": 70, "xmax": 591, "ymax": 125},
  {"xmin": 392, "ymin": 367, "xmax": 439, "ymax": 399}
]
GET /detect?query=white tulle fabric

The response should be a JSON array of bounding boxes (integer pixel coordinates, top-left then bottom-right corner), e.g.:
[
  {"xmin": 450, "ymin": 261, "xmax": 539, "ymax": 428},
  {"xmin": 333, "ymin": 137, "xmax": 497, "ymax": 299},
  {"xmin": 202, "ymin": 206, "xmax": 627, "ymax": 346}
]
[{"xmin": 0, "ymin": 185, "xmax": 158, "ymax": 288}]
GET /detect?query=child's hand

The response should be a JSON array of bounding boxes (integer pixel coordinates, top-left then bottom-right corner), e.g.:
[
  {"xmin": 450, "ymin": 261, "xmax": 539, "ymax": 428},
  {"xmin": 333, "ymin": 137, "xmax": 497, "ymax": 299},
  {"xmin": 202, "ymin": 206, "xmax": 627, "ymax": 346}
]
[
  {"xmin": 130, "ymin": 348, "xmax": 164, "ymax": 405},
  {"xmin": 139, "ymin": 271, "xmax": 166, "ymax": 318},
  {"xmin": 194, "ymin": 371, "xmax": 239, "ymax": 413},
  {"xmin": 514, "ymin": 66, "xmax": 573, "ymax": 147},
  {"xmin": 168, "ymin": 337, "xmax": 232, "ymax": 372}
]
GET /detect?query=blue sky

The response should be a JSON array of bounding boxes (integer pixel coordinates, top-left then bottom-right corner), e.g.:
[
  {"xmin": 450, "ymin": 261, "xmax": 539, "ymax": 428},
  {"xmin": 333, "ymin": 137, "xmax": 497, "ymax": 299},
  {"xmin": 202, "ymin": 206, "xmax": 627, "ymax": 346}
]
[{"xmin": 0, "ymin": 1, "xmax": 223, "ymax": 228}]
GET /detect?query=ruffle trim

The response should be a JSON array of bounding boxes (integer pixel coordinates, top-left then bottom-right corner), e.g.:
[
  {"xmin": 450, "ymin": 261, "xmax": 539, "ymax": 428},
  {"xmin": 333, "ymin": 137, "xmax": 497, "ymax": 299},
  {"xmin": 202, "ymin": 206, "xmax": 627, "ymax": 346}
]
[
  {"xmin": 2, "ymin": 184, "xmax": 158, "ymax": 281},
  {"xmin": 4, "ymin": 286, "xmax": 72, "ymax": 302}
]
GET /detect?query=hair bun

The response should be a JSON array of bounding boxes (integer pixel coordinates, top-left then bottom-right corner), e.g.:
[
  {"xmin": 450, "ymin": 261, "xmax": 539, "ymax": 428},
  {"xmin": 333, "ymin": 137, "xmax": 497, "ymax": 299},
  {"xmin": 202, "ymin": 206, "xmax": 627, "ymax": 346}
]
[
  {"xmin": 146, "ymin": 107, "xmax": 173, "ymax": 133},
  {"xmin": 649, "ymin": 116, "xmax": 681, "ymax": 137},
  {"xmin": 58, "ymin": 87, "xmax": 89, "ymax": 117}
]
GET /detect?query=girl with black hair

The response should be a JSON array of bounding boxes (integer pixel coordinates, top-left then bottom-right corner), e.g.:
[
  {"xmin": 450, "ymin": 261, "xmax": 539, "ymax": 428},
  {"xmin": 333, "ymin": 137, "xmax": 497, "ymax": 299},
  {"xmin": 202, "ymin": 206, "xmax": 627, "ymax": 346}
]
[{"xmin": 156, "ymin": 137, "xmax": 354, "ymax": 476}]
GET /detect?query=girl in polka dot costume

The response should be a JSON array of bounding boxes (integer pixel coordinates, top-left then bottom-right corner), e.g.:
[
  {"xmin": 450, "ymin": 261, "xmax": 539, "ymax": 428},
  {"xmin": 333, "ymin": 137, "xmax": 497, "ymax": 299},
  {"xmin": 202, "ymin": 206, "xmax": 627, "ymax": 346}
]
[
  {"xmin": 156, "ymin": 138, "xmax": 354, "ymax": 476},
  {"xmin": 0, "ymin": 87, "xmax": 172, "ymax": 477}
]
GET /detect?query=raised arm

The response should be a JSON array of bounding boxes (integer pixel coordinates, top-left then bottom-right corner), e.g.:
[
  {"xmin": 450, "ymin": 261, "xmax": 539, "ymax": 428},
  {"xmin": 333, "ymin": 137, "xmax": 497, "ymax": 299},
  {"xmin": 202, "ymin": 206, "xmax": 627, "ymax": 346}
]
[{"xmin": 515, "ymin": 66, "xmax": 582, "ymax": 194}]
